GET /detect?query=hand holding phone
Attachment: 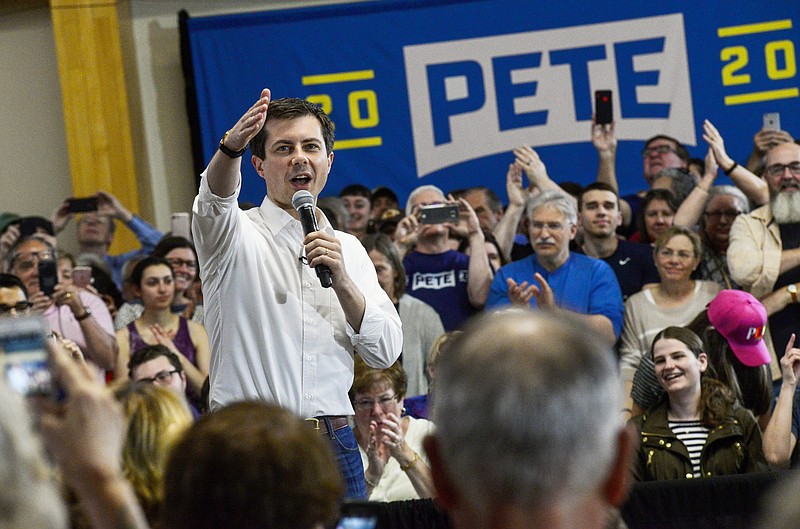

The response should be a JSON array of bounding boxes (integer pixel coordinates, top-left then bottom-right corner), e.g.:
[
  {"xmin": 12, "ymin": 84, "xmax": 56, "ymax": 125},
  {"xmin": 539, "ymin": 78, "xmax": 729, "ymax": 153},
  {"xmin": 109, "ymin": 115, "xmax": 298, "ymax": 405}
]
[{"xmin": 171, "ymin": 212, "xmax": 191, "ymax": 240}]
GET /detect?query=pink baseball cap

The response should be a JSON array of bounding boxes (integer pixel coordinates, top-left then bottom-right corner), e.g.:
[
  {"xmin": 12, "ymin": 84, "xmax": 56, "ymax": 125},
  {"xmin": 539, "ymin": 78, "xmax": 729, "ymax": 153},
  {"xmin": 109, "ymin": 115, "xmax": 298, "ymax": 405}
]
[{"xmin": 707, "ymin": 290, "xmax": 770, "ymax": 367}]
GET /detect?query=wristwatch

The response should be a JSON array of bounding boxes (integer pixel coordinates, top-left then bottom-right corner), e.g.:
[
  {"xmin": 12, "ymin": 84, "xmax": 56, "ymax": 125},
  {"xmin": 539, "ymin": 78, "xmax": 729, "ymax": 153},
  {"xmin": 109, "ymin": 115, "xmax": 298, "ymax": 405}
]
[
  {"xmin": 788, "ymin": 284, "xmax": 798, "ymax": 304},
  {"xmin": 218, "ymin": 131, "xmax": 246, "ymax": 158},
  {"xmin": 75, "ymin": 306, "xmax": 92, "ymax": 321}
]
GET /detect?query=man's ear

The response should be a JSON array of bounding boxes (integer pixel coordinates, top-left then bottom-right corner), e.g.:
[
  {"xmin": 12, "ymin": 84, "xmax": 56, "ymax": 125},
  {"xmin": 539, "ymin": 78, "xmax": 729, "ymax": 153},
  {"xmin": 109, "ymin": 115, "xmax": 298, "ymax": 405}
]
[
  {"xmin": 602, "ymin": 425, "xmax": 637, "ymax": 507},
  {"xmin": 423, "ymin": 435, "xmax": 459, "ymax": 510},
  {"xmin": 252, "ymin": 154, "xmax": 265, "ymax": 179}
]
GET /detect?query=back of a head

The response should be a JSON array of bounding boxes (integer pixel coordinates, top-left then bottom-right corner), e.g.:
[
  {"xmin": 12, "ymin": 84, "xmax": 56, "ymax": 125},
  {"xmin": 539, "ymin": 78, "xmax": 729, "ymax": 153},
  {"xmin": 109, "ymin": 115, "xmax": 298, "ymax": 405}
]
[
  {"xmin": 432, "ymin": 310, "xmax": 621, "ymax": 512},
  {"xmin": 113, "ymin": 382, "xmax": 193, "ymax": 522},
  {"xmin": 0, "ymin": 381, "xmax": 66, "ymax": 529},
  {"xmin": 161, "ymin": 401, "xmax": 343, "ymax": 529}
]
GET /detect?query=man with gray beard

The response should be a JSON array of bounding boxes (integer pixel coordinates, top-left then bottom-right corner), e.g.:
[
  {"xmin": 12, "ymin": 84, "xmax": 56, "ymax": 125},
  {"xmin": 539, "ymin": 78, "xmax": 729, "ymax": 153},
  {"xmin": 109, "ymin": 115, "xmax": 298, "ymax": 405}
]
[{"xmin": 729, "ymin": 141, "xmax": 800, "ymax": 361}]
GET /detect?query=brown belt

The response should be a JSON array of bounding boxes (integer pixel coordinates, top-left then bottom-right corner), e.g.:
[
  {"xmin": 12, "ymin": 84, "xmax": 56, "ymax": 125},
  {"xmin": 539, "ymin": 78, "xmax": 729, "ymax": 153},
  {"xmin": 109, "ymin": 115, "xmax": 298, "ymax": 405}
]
[{"xmin": 305, "ymin": 415, "xmax": 349, "ymax": 435}]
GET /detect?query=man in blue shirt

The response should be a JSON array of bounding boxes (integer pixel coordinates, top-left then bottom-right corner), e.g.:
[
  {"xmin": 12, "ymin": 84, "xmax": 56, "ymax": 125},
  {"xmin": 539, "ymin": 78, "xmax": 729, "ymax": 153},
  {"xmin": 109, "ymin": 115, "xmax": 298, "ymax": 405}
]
[
  {"xmin": 486, "ymin": 190, "xmax": 623, "ymax": 345},
  {"xmin": 52, "ymin": 191, "xmax": 163, "ymax": 288}
]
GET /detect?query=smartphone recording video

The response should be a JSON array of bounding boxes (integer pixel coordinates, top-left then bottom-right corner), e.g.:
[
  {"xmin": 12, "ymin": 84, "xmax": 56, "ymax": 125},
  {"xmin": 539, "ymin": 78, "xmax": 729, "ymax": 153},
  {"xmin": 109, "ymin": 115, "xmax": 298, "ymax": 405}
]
[
  {"xmin": 336, "ymin": 501, "xmax": 380, "ymax": 529},
  {"xmin": 38, "ymin": 260, "xmax": 59, "ymax": 298},
  {"xmin": 66, "ymin": 197, "xmax": 98, "ymax": 214},
  {"xmin": 418, "ymin": 204, "xmax": 459, "ymax": 225},
  {"xmin": 0, "ymin": 316, "xmax": 55, "ymax": 398},
  {"xmin": 595, "ymin": 90, "xmax": 613, "ymax": 125},
  {"xmin": 72, "ymin": 266, "xmax": 92, "ymax": 289}
]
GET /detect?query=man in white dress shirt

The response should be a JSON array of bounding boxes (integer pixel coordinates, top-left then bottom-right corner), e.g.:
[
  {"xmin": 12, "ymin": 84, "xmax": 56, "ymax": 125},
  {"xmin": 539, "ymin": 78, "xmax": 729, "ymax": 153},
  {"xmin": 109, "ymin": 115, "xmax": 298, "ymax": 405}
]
[{"xmin": 192, "ymin": 89, "xmax": 402, "ymax": 498}]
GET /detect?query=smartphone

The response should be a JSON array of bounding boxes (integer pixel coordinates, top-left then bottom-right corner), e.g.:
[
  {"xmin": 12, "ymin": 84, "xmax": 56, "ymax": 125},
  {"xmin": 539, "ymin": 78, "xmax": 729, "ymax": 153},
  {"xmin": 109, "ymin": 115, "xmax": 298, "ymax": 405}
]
[
  {"xmin": 595, "ymin": 90, "xmax": 613, "ymax": 125},
  {"xmin": 38, "ymin": 259, "xmax": 59, "ymax": 297},
  {"xmin": 171, "ymin": 212, "xmax": 191, "ymax": 240},
  {"xmin": 72, "ymin": 266, "xmax": 92, "ymax": 289},
  {"xmin": 0, "ymin": 316, "xmax": 55, "ymax": 398},
  {"xmin": 419, "ymin": 204, "xmax": 459, "ymax": 225},
  {"xmin": 66, "ymin": 197, "xmax": 98, "ymax": 214},
  {"xmin": 336, "ymin": 501, "xmax": 381, "ymax": 529},
  {"xmin": 763, "ymin": 112, "xmax": 781, "ymax": 131}
]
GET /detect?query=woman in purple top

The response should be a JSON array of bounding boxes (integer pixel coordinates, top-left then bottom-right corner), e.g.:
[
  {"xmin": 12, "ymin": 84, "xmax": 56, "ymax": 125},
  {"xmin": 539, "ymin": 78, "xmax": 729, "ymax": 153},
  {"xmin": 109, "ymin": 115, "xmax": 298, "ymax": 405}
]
[{"xmin": 114, "ymin": 257, "xmax": 209, "ymax": 407}]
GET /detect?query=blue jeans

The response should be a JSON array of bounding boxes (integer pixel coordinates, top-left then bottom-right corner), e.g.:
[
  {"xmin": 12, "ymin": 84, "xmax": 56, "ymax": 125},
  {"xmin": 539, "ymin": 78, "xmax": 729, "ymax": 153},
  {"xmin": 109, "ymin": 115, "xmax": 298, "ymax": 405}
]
[{"xmin": 325, "ymin": 419, "xmax": 367, "ymax": 499}]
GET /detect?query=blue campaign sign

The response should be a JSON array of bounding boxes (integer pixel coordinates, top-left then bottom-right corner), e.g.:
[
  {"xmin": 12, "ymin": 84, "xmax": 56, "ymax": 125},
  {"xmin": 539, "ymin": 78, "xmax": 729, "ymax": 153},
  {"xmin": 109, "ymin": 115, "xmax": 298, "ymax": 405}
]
[{"xmin": 184, "ymin": 0, "xmax": 800, "ymax": 206}]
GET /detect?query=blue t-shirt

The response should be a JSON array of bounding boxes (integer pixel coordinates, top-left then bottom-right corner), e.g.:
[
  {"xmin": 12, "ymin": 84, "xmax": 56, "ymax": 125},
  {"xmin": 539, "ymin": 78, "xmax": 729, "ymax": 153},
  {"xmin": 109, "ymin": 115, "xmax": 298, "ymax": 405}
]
[
  {"xmin": 404, "ymin": 250, "xmax": 476, "ymax": 331},
  {"xmin": 577, "ymin": 240, "xmax": 659, "ymax": 300},
  {"xmin": 486, "ymin": 252, "xmax": 624, "ymax": 339}
]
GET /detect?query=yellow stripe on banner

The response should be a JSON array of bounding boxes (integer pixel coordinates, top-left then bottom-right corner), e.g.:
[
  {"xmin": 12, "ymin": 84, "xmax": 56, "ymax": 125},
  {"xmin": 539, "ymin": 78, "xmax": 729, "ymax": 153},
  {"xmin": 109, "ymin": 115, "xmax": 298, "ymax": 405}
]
[
  {"xmin": 724, "ymin": 88, "xmax": 799, "ymax": 105},
  {"xmin": 334, "ymin": 137, "xmax": 383, "ymax": 149},
  {"xmin": 302, "ymin": 70, "xmax": 375, "ymax": 85},
  {"xmin": 717, "ymin": 19, "xmax": 792, "ymax": 37}
]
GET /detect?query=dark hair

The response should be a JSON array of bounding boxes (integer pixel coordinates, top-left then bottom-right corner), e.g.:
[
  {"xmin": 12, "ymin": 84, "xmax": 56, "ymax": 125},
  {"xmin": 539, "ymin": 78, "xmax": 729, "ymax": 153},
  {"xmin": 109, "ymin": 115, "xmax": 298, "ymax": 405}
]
[
  {"xmin": 350, "ymin": 356, "xmax": 408, "ymax": 401},
  {"xmin": 457, "ymin": 230, "xmax": 508, "ymax": 269},
  {"xmin": 645, "ymin": 135, "xmax": 690, "ymax": 162},
  {"xmin": 371, "ymin": 186, "xmax": 399, "ymax": 206},
  {"xmin": 558, "ymin": 181, "xmax": 584, "ymax": 199},
  {"xmin": 463, "ymin": 187, "xmax": 503, "ymax": 214},
  {"xmin": 361, "ymin": 233, "xmax": 406, "ymax": 297},
  {"xmin": 686, "ymin": 311, "xmax": 772, "ymax": 417},
  {"xmin": 161, "ymin": 401, "xmax": 343, "ymax": 529},
  {"xmin": 637, "ymin": 189, "xmax": 678, "ymax": 244},
  {"xmin": 0, "ymin": 273, "xmax": 28, "ymax": 297},
  {"xmin": 128, "ymin": 344, "xmax": 182, "ymax": 378},
  {"xmin": 130, "ymin": 256, "xmax": 174, "ymax": 289},
  {"xmin": 653, "ymin": 167, "xmax": 696, "ymax": 206},
  {"xmin": 248, "ymin": 98, "xmax": 335, "ymax": 160},
  {"xmin": 578, "ymin": 182, "xmax": 619, "ymax": 211},
  {"xmin": 339, "ymin": 184, "xmax": 372, "ymax": 200},
  {"xmin": 650, "ymin": 326, "xmax": 735, "ymax": 429},
  {"xmin": 152, "ymin": 236, "xmax": 197, "ymax": 263}
]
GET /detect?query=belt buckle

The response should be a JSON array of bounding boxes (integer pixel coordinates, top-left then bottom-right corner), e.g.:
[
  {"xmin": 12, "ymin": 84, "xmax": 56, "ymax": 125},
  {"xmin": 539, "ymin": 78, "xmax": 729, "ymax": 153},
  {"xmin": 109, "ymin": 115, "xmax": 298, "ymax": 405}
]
[{"xmin": 304, "ymin": 417, "xmax": 320, "ymax": 431}]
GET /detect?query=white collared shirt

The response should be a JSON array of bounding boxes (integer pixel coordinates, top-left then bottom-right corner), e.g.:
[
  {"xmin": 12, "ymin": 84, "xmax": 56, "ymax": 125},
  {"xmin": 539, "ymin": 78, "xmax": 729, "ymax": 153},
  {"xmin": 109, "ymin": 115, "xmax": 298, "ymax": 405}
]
[{"xmin": 192, "ymin": 176, "xmax": 402, "ymax": 417}]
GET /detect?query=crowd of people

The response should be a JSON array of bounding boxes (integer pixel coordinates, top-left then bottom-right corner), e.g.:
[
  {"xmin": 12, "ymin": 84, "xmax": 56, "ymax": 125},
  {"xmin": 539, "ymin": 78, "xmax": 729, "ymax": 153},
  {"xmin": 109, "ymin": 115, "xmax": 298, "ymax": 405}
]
[{"xmin": 0, "ymin": 87, "xmax": 799, "ymax": 528}]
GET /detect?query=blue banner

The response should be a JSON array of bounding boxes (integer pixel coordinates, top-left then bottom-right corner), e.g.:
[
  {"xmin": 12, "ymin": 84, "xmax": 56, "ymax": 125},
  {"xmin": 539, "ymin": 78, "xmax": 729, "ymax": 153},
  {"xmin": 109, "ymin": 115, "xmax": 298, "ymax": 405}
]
[{"xmin": 185, "ymin": 0, "xmax": 800, "ymax": 206}]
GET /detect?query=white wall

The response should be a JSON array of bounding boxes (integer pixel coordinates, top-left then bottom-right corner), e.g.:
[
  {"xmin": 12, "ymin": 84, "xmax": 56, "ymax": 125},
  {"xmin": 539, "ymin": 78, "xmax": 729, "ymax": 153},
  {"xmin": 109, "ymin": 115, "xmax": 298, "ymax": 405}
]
[{"xmin": 0, "ymin": 0, "xmax": 365, "ymax": 244}]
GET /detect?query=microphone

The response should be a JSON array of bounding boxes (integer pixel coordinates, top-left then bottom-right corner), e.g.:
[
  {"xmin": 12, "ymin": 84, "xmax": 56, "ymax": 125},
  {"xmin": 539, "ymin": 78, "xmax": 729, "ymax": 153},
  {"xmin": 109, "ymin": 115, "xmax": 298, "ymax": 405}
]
[{"xmin": 292, "ymin": 190, "xmax": 333, "ymax": 288}]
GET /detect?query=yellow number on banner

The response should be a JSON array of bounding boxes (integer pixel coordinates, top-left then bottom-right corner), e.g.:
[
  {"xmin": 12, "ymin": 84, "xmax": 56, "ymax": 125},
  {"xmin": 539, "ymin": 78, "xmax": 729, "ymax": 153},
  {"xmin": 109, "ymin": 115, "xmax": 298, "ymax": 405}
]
[
  {"xmin": 348, "ymin": 90, "xmax": 379, "ymax": 129},
  {"xmin": 765, "ymin": 40, "xmax": 797, "ymax": 80},
  {"xmin": 721, "ymin": 46, "xmax": 751, "ymax": 86},
  {"xmin": 307, "ymin": 94, "xmax": 333, "ymax": 114}
]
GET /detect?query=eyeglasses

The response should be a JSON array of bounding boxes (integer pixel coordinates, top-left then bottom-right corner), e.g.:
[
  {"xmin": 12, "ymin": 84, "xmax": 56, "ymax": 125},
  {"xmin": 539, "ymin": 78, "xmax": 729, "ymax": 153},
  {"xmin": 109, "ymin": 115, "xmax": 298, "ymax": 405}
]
[
  {"xmin": 166, "ymin": 258, "xmax": 197, "ymax": 270},
  {"xmin": 704, "ymin": 210, "xmax": 742, "ymax": 221},
  {"xmin": 354, "ymin": 394, "xmax": 398, "ymax": 412},
  {"xmin": 656, "ymin": 248, "xmax": 695, "ymax": 261},
  {"xmin": 10, "ymin": 251, "xmax": 55, "ymax": 272},
  {"xmin": 0, "ymin": 301, "xmax": 31, "ymax": 315},
  {"xmin": 642, "ymin": 145, "xmax": 678, "ymax": 158},
  {"xmin": 530, "ymin": 221, "xmax": 567, "ymax": 231},
  {"xmin": 136, "ymin": 369, "xmax": 179, "ymax": 384},
  {"xmin": 765, "ymin": 162, "xmax": 800, "ymax": 179}
]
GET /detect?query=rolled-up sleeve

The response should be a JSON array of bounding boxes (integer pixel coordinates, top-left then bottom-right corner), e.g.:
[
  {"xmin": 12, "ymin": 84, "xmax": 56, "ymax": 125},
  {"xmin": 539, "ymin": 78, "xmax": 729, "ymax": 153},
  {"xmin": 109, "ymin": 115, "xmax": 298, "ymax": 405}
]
[
  {"xmin": 343, "ymin": 237, "xmax": 402, "ymax": 368},
  {"xmin": 727, "ymin": 210, "xmax": 780, "ymax": 299}
]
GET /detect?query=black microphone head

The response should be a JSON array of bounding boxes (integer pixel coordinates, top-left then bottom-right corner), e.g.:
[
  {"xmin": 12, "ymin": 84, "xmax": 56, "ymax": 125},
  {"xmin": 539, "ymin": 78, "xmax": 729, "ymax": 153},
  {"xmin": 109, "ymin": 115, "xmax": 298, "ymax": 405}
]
[{"xmin": 292, "ymin": 190, "xmax": 315, "ymax": 211}]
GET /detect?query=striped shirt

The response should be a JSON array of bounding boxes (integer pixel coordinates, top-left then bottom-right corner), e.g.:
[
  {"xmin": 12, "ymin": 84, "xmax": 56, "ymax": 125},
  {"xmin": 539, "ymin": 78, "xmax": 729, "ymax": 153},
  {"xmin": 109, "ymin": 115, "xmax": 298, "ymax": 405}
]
[{"xmin": 670, "ymin": 420, "xmax": 710, "ymax": 477}]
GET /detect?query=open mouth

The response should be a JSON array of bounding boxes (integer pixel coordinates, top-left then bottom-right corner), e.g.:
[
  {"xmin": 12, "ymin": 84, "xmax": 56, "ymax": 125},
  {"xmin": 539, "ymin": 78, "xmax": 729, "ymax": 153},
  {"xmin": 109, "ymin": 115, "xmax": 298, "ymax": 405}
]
[
  {"xmin": 663, "ymin": 372, "xmax": 682, "ymax": 382},
  {"xmin": 291, "ymin": 174, "xmax": 312, "ymax": 187}
]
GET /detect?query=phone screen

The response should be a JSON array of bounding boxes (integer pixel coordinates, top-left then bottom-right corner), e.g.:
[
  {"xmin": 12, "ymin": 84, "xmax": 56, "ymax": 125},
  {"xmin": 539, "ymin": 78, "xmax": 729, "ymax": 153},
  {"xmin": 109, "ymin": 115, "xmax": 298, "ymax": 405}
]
[
  {"xmin": 72, "ymin": 266, "xmax": 92, "ymax": 289},
  {"xmin": 336, "ymin": 501, "xmax": 380, "ymax": 529},
  {"xmin": 0, "ymin": 317, "xmax": 54, "ymax": 398}
]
